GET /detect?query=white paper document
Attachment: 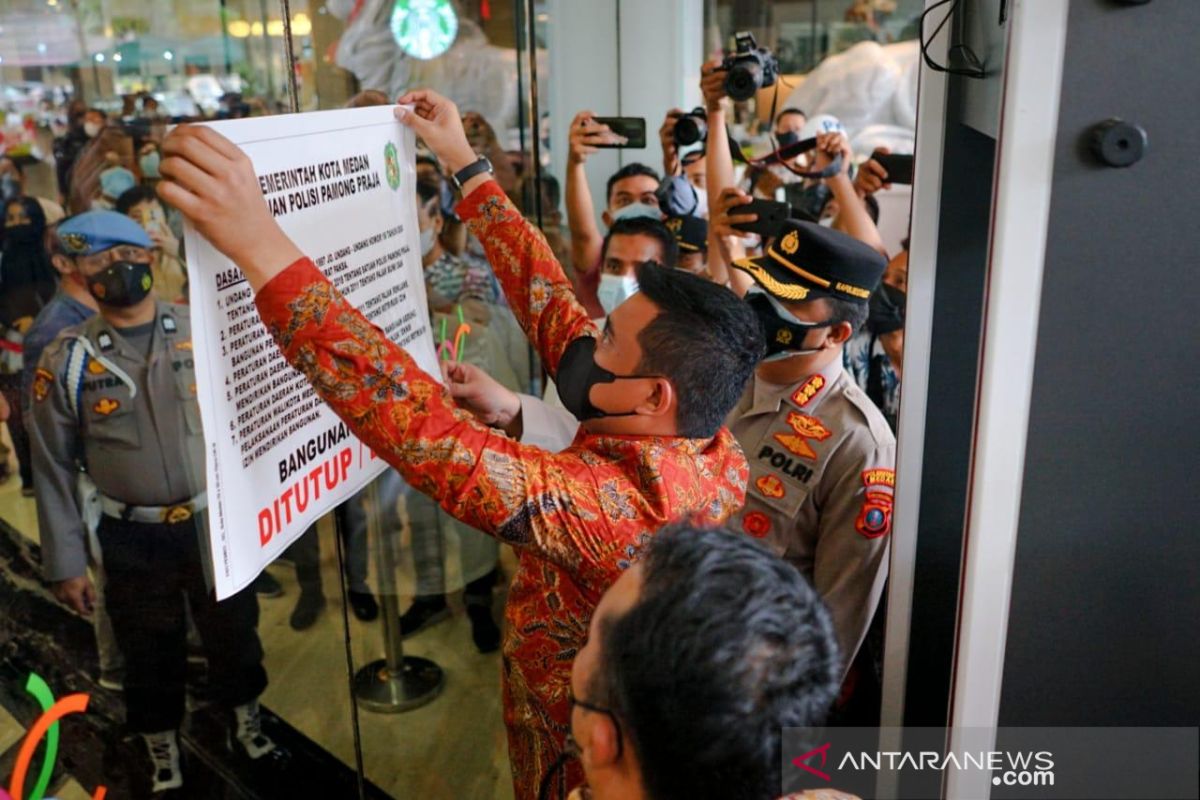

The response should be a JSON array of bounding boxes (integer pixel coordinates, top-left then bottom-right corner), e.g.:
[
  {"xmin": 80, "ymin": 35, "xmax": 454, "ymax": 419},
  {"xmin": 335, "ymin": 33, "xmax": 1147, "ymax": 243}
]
[{"xmin": 183, "ymin": 106, "xmax": 437, "ymax": 599}]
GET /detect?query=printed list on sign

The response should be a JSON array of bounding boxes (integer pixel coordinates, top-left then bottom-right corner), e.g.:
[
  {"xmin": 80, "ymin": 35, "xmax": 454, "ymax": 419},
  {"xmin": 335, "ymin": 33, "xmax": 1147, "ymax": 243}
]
[{"xmin": 182, "ymin": 105, "xmax": 438, "ymax": 599}]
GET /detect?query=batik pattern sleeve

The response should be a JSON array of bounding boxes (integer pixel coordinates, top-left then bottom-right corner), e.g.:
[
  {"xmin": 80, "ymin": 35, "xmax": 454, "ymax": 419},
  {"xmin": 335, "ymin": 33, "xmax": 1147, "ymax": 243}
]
[
  {"xmin": 456, "ymin": 181, "xmax": 597, "ymax": 376},
  {"xmin": 255, "ymin": 258, "xmax": 607, "ymax": 571}
]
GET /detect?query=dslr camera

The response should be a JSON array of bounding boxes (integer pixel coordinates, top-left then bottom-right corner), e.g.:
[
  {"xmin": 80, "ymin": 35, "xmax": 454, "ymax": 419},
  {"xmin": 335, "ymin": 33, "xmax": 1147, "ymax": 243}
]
[
  {"xmin": 722, "ymin": 32, "xmax": 779, "ymax": 102},
  {"xmin": 672, "ymin": 107, "xmax": 708, "ymax": 147}
]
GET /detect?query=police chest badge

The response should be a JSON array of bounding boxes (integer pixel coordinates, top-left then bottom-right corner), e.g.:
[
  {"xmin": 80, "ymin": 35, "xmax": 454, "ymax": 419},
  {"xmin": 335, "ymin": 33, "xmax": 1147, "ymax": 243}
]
[
  {"xmin": 33, "ymin": 369, "xmax": 54, "ymax": 403},
  {"xmin": 161, "ymin": 316, "xmax": 177, "ymax": 334},
  {"xmin": 93, "ymin": 398, "xmax": 120, "ymax": 416}
]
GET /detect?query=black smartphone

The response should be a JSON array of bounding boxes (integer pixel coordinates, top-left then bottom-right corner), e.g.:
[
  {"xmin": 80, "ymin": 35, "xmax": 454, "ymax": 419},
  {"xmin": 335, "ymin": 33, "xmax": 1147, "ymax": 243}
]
[
  {"xmin": 869, "ymin": 152, "xmax": 915, "ymax": 185},
  {"xmin": 591, "ymin": 116, "xmax": 647, "ymax": 149},
  {"xmin": 731, "ymin": 198, "xmax": 791, "ymax": 237}
]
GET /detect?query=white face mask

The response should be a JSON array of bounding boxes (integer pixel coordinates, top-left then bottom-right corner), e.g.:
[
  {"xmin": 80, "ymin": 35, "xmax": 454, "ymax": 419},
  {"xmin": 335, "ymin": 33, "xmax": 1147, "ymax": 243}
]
[
  {"xmin": 611, "ymin": 202, "xmax": 661, "ymax": 224},
  {"xmin": 83, "ymin": 121, "xmax": 102, "ymax": 138},
  {"xmin": 693, "ymin": 186, "xmax": 709, "ymax": 218},
  {"xmin": 420, "ymin": 226, "xmax": 436, "ymax": 257},
  {"xmin": 597, "ymin": 273, "xmax": 639, "ymax": 316},
  {"xmin": 819, "ymin": 215, "xmax": 835, "ymax": 228}
]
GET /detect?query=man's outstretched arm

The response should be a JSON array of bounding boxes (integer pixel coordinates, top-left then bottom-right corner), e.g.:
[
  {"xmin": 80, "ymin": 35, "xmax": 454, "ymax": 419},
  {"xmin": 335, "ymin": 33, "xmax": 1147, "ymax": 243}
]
[
  {"xmin": 157, "ymin": 120, "xmax": 610, "ymax": 569},
  {"xmin": 398, "ymin": 91, "xmax": 598, "ymax": 377}
]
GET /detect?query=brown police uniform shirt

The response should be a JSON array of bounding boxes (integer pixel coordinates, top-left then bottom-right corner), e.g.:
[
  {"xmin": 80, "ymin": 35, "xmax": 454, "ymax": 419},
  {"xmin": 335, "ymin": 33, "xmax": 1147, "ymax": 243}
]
[
  {"xmin": 29, "ymin": 302, "xmax": 204, "ymax": 581},
  {"xmin": 727, "ymin": 356, "xmax": 895, "ymax": 672}
]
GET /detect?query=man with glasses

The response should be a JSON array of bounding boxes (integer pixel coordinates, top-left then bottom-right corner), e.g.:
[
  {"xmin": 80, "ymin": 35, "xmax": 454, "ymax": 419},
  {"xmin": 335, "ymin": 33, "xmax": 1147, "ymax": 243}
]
[
  {"xmin": 29, "ymin": 210, "xmax": 277, "ymax": 793},
  {"xmin": 551, "ymin": 523, "xmax": 842, "ymax": 800}
]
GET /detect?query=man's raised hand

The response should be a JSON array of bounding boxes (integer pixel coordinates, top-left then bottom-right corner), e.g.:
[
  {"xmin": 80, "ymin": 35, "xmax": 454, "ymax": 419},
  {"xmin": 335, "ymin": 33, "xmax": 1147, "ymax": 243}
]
[{"xmin": 158, "ymin": 124, "xmax": 300, "ymax": 290}]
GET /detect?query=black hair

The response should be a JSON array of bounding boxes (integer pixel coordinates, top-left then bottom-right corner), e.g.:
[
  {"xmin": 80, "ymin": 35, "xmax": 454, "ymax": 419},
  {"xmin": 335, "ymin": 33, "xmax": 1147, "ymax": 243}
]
[
  {"xmin": 602, "ymin": 216, "xmax": 678, "ymax": 268},
  {"xmin": 0, "ymin": 156, "xmax": 23, "ymax": 175},
  {"xmin": 592, "ymin": 524, "xmax": 840, "ymax": 800},
  {"xmin": 776, "ymin": 107, "xmax": 807, "ymax": 124},
  {"xmin": 826, "ymin": 295, "xmax": 870, "ymax": 335},
  {"xmin": 901, "ymin": 236, "xmax": 910, "ymax": 251},
  {"xmin": 864, "ymin": 193, "xmax": 880, "ymax": 225},
  {"xmin": 415, "ymin": 179, "xmax": 440, "ymax": 215},
  {"xmin": 605, "ymin": 162, "xmax": 660, "ymax": 205},
  {"xmin": 633, "ymin": 262, "xmax": 764, "ymax": 438},
  {"xmin": 114, "ymin": 184, "xmax": 161, "ymax": 216}
]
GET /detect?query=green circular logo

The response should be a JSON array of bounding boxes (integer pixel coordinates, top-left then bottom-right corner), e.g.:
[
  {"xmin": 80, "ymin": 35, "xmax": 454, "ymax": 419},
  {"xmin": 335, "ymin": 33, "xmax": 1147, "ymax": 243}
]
[
  {"xmin": 390, "ymin": 0, "xmax": 458, "ymax": 60},
  {"xmin": 384, "ymin": 141, "xmax": 401, "ymax": 190}
]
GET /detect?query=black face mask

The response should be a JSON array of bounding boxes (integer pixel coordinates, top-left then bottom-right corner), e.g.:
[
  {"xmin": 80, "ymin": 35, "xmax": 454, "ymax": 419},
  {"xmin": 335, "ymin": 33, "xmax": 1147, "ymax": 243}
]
[
  {"xmin": 3, "ymin": 223, "xmax": 40, "ymax": 246},
  {"xmin": 556, "ymin": 336, "xmax": 661, "ymax": 422},
  {"xmin": 86, "ymin": 260, "xmax": 154, "ymax": 307},
  {"xmin": 745, "ymin": 291, "xmax": 834, "ymax": 361},
  {"xmin": 776, "ymin": 129, "xmax": 801, "ymax": 148}
]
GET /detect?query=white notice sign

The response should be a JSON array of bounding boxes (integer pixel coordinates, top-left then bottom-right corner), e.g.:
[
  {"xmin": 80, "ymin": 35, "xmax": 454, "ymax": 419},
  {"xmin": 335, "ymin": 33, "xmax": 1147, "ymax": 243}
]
[{"xmin": 183, "ymin": 106, "xmax": 438, "ymax": 599}]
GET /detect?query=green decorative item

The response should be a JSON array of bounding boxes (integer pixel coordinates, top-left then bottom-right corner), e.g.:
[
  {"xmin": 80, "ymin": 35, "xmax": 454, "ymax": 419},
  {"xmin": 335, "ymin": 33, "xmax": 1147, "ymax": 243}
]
[
  {"xmin": 384, "ymin": 142, "xmax": 401, "ymax": 190},
  {"xmin": 390, "ymin": 0, "xmax": 458, "ymax": 60}
]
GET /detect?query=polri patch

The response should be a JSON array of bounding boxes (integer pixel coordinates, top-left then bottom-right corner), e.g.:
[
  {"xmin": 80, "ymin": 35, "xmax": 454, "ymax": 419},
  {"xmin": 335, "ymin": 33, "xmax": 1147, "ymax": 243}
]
[
  {"xmin": 862, "ymin": 468, "xmax": 895, "ymax": 489},
  {"xmin": 855, "ymin": 491, "xmax": 893, "ymax": 539}
]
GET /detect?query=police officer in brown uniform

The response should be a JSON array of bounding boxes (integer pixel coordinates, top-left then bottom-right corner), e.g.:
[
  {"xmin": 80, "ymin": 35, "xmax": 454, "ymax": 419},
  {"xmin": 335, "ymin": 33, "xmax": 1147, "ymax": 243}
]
[
  {"xmin": 730, "ymin": 219, "xmax": 894, "ymax": 691},
  {"xmin": 28, "ymin": 210, "xmax": 275, "ymax": 793}
]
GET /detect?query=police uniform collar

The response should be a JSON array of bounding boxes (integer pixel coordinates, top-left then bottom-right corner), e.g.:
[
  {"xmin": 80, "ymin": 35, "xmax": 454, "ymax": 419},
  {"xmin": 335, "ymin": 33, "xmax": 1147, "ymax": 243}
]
[{"xmin": 748, "ymin": 357, "xmax": 844, "ymax": 417}]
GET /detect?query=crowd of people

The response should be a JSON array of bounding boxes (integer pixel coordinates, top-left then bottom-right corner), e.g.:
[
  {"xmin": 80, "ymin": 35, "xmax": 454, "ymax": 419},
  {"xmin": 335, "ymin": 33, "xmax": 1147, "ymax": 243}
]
[{"xmin": 0, "ymin": 40, "xmax": 911, "ymax": 800}]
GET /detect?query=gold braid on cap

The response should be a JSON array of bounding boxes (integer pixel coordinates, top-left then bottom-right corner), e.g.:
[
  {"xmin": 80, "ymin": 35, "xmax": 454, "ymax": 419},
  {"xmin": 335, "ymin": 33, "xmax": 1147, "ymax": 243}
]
[{"xmin": 732, "ymin": 259, "xmax": 811, "ymax": 301}]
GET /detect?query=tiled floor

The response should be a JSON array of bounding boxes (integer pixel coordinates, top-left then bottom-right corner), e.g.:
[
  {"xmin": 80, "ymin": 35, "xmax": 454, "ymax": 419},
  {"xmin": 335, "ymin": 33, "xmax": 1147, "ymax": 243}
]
[{"xmin": 0, "ymin": 439, "xmax": 516, "ymax": 800}]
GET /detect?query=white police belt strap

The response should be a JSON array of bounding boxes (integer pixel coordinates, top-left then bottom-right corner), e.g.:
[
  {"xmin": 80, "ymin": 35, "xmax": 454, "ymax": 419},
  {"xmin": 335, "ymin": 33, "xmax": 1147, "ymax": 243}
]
[
  {"xmin": 64, "ymin": 334, "xmax": 138, "ymax": 418},
  {"xmin": 99, "ymin": 491, "xmax": 207, "ymax": 524}
]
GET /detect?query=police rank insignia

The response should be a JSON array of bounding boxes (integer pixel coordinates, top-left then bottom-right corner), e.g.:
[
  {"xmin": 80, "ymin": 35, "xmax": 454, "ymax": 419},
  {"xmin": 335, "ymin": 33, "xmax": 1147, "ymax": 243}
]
[
  {"xmin": 93, "ymin": 398, "xmax": 120, "ymax": 416},
  {"xmin": 791, "ymin": 375, "xmax": 826, "ymax": 407},
  {"xmin": 97, "ymin": 332, "xmax": 114, "ymax": 351},
  {"xmin": 162, "ymin": 316, "xmax": 177, "ymax": 333},
  {"xmin": 33, "ymin": 369, "xmax": 54, "ymax": 403}
]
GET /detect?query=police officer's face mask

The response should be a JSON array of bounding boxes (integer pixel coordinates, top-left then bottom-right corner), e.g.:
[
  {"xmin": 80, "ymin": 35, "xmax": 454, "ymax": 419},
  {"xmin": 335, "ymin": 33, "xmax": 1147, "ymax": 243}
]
[
  {"xmin": 85, "ymin": 260, "xmax": 154, "ymax": 307},
  {"xmin": 745, "ymin": 289, "xmax": 834, "ymax": 362},
  {"xmin": 556, "ymin": 336, "xmax": 662, "ymax": 422}
]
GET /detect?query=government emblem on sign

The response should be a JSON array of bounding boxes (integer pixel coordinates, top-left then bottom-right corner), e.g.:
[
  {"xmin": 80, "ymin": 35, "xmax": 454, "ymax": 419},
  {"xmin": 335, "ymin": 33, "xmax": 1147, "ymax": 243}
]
[{"xmin": 384, "ymin": 142, "xmax": 401, "ymax": 190}]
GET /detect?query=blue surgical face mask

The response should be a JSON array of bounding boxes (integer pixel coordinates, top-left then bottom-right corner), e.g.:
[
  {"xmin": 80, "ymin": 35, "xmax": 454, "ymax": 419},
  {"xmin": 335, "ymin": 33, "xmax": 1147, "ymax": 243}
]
[
  {"xmin": 611, "ymin": 202, "xmax": 661, "ymax": 223},
  {"xmin": 420, "ymin": 225, "xmax": 437, "ymax": 257},
  {"xmin": 596, "ymin": 273, "xmax": 639, "ymax": 316},
  {"xmin": 139, "ymin": 151, "xmax": 161, "ymax": 179},
  {"xmin": 99, "ymin": 167, "xmax": 136, "ymax": 200}
]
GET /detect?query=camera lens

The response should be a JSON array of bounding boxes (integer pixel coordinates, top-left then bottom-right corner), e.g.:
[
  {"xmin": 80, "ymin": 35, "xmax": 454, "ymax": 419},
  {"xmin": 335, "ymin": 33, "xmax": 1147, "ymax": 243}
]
[
  {"xmin": 725, "ymin": 61, "xmax": 762, "ymax": 102},
  {"xmin": 674, "ymin": 114, "xmax": 707, "ymax": 147}
]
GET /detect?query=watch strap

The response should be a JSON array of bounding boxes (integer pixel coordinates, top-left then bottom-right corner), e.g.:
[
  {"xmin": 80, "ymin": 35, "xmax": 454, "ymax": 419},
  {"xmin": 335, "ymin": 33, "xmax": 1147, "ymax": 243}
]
[{"xmin": 452, "ymin": 156, "xmax": 494, "ymax": 192}]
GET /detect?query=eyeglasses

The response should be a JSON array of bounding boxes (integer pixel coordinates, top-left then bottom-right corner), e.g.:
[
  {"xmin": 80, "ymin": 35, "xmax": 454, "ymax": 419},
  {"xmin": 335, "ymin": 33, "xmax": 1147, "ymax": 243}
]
[
  {"xmin": 77, "ymin": 245, "xmax": 152, "ymax": 270},
  {"xmin": 569, "ymin": 689, "xmax": 623, "ymax": 760}
]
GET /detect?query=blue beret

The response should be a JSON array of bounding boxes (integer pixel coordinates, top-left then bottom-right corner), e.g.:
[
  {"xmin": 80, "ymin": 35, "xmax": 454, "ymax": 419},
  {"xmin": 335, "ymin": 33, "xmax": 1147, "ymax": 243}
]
[{"xmin": 57, "ymin": 210, "xmax": 152, "ymax": 256}]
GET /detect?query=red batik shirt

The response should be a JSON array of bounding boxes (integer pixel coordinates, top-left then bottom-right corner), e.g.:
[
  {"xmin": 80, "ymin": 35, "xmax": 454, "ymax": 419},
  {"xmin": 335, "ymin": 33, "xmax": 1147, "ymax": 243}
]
[{"xmin": 255, "ymin": 181, "xmax": 748, "ymax": 799}]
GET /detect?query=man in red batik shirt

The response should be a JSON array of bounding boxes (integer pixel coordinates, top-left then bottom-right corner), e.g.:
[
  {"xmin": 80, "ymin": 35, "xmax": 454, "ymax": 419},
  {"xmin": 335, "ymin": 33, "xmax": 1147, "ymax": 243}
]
[{"xmin": 158, "ymin": 90, "xmax": 765, "ymax": 799}]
